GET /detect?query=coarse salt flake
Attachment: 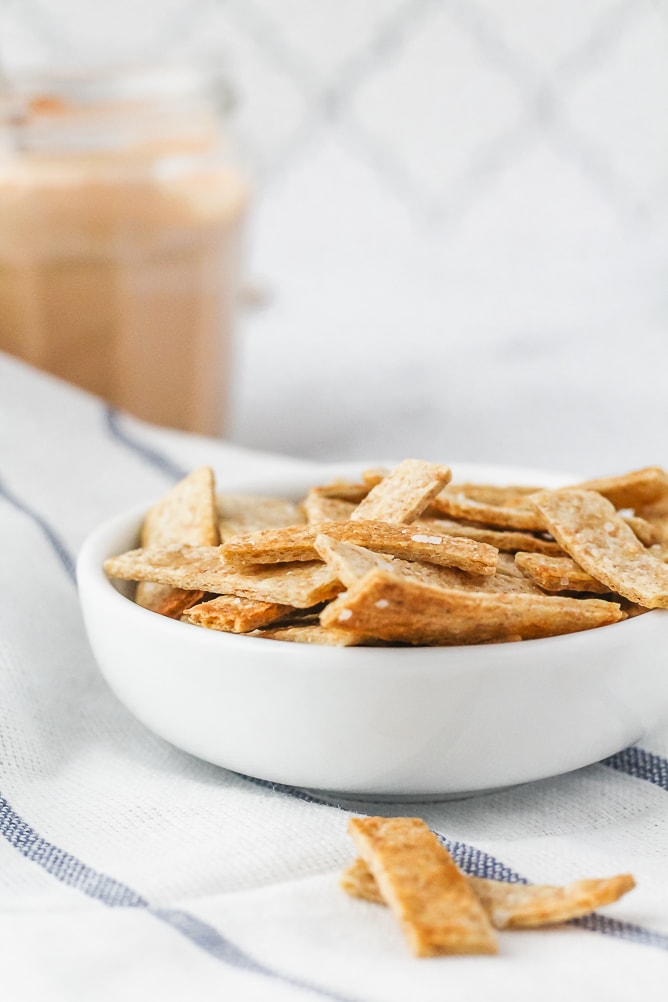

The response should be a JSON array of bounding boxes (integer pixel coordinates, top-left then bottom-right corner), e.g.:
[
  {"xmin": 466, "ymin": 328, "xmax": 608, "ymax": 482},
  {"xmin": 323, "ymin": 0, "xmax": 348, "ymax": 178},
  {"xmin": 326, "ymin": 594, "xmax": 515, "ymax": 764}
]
[
  {"xmin": 411, "ymin": 533, "xmax": 442, "ymax": 544},
  {"xmin": 375, "ymin": 599, "xmax": 390, "ymax": 609},
  {"xmin": 338, "ymin": 609, "xmax": 353, "ymax": 622}
]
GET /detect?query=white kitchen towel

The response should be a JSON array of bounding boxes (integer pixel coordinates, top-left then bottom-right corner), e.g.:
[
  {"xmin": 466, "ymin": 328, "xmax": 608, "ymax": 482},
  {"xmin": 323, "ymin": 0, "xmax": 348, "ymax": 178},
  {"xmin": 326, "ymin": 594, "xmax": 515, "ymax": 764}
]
[{"xmin": 1, "ymin": 351, "xmax": 668, "ymax": 1002}]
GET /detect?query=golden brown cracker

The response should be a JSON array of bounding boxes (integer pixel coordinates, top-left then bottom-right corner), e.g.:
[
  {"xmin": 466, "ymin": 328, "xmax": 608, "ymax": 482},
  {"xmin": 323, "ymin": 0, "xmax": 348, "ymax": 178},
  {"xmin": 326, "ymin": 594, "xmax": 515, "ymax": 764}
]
[
  {"xmin": 217, "ymin": 493, "xmax": 304, "ymax": 541},
  {"xmin": 184, "ymin": 595, "xmax": 294, "ymax": 632},
  {"xmin": 570, "ymin": 466, "xmax": 668, "ymax": 510},
  {"xmin": 342, "ymin": 857, "xmax": 635, "ymax": 930},
  {"xmin": 301, "ymin": 494, "xmax": 357, "ymax": 524},
  {"xmin": 467, "ymin": 873, "xmax": 636, "ymax": 929},
  {"xmin": 514, "ymin": 552, "xmax": 610, "ymax": 594},
  {"xmin": 321, "ymin": 568, "xmax": 622, "ymax": 644},
  {"xmin": 414, "ymin": 516, "xmax": 563, "ymax": 556},
  {"xmin": 105, "ymin": 547, "xmax": 341, "ymax": 608},
  {"xmin": 253, "ymin": 623, "xmax": 366, "ymax": 645},
  {"xmin": 223, "ymin": 519, "xmax": 498, "ymax": 575},
  {"xmin": 347, "ymin": 817, "xmax": 497, "ymax": 957},
  {"xmin": 531, "ymin": 489, "xmax": 668, "ymax": 608},
  {"xmin": 314, "ymin": 535, "xmax": 535, "ymax": 596},
  {"xmin": 137, "ymin": 466, "xmax": 218, "ymax": 612},
  {"xmin": 350, "ymin": 459, "xmax": 452, "ymax": 524},
  {"xmin": 429, "ymin": 492, "xmax": 545, "ymax": 531}
]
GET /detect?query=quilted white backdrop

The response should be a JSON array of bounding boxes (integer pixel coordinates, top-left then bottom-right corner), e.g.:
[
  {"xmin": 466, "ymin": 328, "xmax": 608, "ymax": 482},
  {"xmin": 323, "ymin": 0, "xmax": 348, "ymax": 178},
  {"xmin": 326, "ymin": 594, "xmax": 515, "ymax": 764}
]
[{"xmin": 1, "ymin": 0, "xmax": 667, "ymax": 469}]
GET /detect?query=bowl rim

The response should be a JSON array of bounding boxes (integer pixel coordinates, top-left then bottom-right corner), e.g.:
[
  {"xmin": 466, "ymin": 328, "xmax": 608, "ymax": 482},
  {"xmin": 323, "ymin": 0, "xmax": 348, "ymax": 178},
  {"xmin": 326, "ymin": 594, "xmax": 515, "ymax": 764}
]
[{"xmin": 76, "ymin": 459, "xmax": 665, "ymax": 661}]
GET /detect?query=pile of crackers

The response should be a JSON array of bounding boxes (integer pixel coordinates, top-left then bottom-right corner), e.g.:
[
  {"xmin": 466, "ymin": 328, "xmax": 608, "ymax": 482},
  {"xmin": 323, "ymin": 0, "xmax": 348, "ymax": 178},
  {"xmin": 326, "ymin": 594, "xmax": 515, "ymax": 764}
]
[
  {"xmin": 104, "ymin": 459, "xmax": 668, "ymax": 646},
  {"xmin": 342, "ymin": 817, "xmax": 634, "ymax": 956}
]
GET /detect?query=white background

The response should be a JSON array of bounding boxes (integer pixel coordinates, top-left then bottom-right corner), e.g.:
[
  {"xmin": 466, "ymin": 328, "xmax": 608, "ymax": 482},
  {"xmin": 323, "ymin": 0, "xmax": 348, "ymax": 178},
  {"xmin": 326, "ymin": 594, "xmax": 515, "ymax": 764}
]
[{"xmin": 2, "ymin": 0, "xmax": 667, "ymax": 473}]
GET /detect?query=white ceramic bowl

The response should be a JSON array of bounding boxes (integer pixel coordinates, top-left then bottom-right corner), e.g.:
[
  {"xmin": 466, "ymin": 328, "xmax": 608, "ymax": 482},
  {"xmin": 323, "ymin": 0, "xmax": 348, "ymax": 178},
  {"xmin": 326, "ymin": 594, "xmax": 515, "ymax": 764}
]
[{"xmin": 77, "ymin": 462, "xmax": 668, "ymax": 799}]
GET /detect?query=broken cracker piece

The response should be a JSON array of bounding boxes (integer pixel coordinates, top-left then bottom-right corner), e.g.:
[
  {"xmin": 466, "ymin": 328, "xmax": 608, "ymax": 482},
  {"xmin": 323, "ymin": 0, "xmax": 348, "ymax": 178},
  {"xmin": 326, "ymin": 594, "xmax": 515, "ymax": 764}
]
[
  {"xmin": 253, "ymin": 623, "xmax": 366, "ymax": 646},
  {"xmin": 531, "ymin": 489, "xmax": 668, "ymax": 608},
  {"xmin": 570, "ymin": 466, "xmax": 668, "ymax": 510},
  {"xmin": 223, "ymin": 519, "xmax": 498, "ymax": 576},
  {"xmin": 184, "ymin": 595, "xmax": 294, "ymax": 633},
  {"xmin": 314, "ymin": 534, "xmax": 531, "ymax": 596},
  {"xmin": 351, "ymin": 459, "xmax": 451, "ymax": 524},
  {"xmin": 467, "ymin": 873, "xmax": 636, "ymax": 929},
  {"xmin": 514, "ymin": 552, "xmax": 610, "ymax": 594},
  {"xmin": 137, "ymin": 466, "xmax": 218, "ymax": 613},
  {"xmin": 105, "ymin": 547, "xmax": 341, "ymax": 608},
  {"xmin": 414, "ymin": 516, "xmax": 564, "ymax": 556},
  {"xmin": 301, "ymin": 494, "xmax": 357, "ymax": 524},
  {"xmin": 321, "ymin": 568, "xmax": 622, "ymax": 644},
  {"xmin": 342, "ymin": 857, "xmax": 635, "ymax": 930},
  {"xmin": 429, "ymin": 492, "xmax": 545, "ymax": 531},
  {"xmin": 347, "ymin": 817, "xmax": 497, "ymax": 957},
  {"xmin": 217, "ymin": 493, "xmax": 304, "ymax": 541}
]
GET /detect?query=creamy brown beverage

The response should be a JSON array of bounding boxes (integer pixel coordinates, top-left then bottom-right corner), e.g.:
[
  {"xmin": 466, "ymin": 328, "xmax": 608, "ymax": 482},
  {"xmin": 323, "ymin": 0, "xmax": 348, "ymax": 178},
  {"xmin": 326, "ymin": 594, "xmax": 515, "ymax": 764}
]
[{"xmin": 0, "ymin": 68, "xmax": 249, "ymax": 434}]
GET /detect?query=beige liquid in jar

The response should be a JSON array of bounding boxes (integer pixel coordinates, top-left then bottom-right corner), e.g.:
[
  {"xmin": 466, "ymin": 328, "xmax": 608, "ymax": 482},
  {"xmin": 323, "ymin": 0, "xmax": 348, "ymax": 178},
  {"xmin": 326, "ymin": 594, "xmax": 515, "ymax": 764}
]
[{"xmin": 0, "ymin": 84, "xmax": 248, "ymax": 435}]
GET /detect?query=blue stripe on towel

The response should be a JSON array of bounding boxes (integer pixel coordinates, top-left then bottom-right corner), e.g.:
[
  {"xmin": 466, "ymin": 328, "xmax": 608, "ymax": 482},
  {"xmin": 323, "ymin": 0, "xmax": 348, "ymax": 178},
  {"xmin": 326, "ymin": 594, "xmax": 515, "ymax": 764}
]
[
  {"xmin": 601, "ymin": 747, "xmax": 668, "ymax": 791},
  {"xmin": 0, "ymin": 477, "xmax": 76, "ymax": 582},
  {"xmin": 0, "ymin": 793, "xmax": 362, "ymax": 1002},
  {"xmin": 104, "ymin": 406, "xmax": 187, "ymax": 481}
]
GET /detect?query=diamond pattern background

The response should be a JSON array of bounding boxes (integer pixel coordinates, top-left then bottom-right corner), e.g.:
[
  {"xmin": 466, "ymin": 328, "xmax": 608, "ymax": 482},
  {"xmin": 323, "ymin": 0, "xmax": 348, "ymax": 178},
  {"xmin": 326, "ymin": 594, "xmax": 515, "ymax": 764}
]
[{"xmin": 1, "ymin": 0, "xmax": 667, "ymax": 467}]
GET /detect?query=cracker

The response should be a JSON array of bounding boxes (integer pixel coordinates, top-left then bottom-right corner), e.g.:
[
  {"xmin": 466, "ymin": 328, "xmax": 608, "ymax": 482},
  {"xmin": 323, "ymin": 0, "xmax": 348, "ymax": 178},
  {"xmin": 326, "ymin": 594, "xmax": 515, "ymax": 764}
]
[
  {"xmin": 531, "ymin": 489, "xmax": 668, "ymax": 608},
  {"xmin": 624, "ymin": 514, "xmax": 666, "ymax": 547},
  {"xmin": 223, "ymin": 520, "xmax": 498, "ymax": 576},
  {"xmin": 183, "ymin": 595, "xmax": 294, "ymax": 632},
  {"xmin": 414, "ymin": 516, "xmax": 564, "ymax": 556},
  {"xmin": 570, "ymin": 466, "xmax": 668, "ymax": 510},
  {"xmin": 253, "ymin": 623, "xmax": 366, "ymax": 646},
  {"xmin": 105, "ymin": 547, "xmax": 341, "ymax": 608},
  {"xmin": 429, "ymin": 492, "xmax": 545, "ymax": 531},
  {"xmin": 347, "ymin": 817, "xmax": 497, "ymax": 957},
  {"xmin": 301, "ymin": 494, "xmax": 357, "ymax": 524},
  {"xmin": 151, "ymin": 588, "xmax": 206, "ymax": 619},
  {"xmin": 320, "ymin": 568, "xmax": 622, "ymax": 644},
  {"xmin": 314, "ymin": 535, "xmax": 534, "ymax": 595},
  {"xmin": 514, "ymin": 552, "xmax": 610, "ymax": 594},
  {"xmin": 467, "ymin": 873, "xmax": 636, "ymax": 929},
  {"xmin": 443, "ymin": 482, "xmax": 542, "ymax": 506},
  {"xmin": 217, "ymin": 493, "xmax": 304, "ymax": 541},
  {"xmin": 137, "ymin": 466, "xmax": 218, "ymax": 612},
  {"xmin": 141, "ymin": 466, "xmax": 219, "ymax": 548},
  {"xmin": 342, "ymin": 857, "xmax": 635, "ymax": 929},
  {"xmin": 305, "ymin": 480, "xmax": 371, "ymax": 503},
  {"xmin": 350, "ymin": 459, "xmax": 452, "ymax": 524}
]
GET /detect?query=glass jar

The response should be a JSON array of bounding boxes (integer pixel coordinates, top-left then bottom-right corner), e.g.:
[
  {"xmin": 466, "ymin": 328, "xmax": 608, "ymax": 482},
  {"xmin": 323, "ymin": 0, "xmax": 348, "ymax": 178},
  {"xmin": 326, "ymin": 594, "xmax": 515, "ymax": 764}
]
[{"xmin": 0, "ymin": 64, "xmax": 249, "ymax": 435}]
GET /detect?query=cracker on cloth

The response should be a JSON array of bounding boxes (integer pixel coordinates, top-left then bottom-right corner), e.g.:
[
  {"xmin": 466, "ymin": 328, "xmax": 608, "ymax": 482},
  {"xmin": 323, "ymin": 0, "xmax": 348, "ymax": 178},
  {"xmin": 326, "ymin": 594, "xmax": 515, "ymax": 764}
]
[
  {"xmin": 104, "ymin": 547, "xmax": 341, "ymax": 608},
  {"xmin": 350, "ymin": 459, "xmax": 451, "ymax": 524},
  {"xmin": 467, "ymin": 873, "xmax": 636, "ymax": 929},
  {"xmin": 320, "ymin": 567, "xmax": 622, "ymax": 644},
  {"xmin": 531, "ymin": 489, "xmax": 668, "ymax": 608},
  {"xmin": 347, "ymin": 817, "xmax": 497, "ymax": 957},
  {"xmin": 341, "ymin": 857, "xmax": 635, "ymax": 930},
  {"xmin": 137, "ymin": 466, "xmax": 218, "ymax": 615}
]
